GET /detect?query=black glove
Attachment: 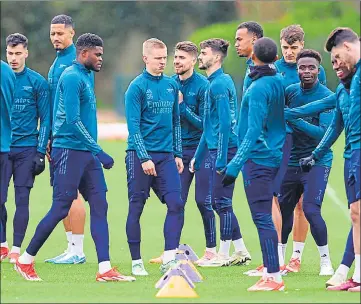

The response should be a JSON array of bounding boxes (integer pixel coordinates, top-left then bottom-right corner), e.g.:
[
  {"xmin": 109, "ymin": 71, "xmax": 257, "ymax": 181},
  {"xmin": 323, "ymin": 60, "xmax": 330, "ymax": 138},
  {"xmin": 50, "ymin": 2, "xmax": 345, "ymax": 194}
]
[
  {"xmin": 33, "ymin": 152, "xmax": 46, "ymax": 175},
  {"xmin": 222, "ymin": 174, "xmax": 236, "ymax": 187},
  {"xmin": 299, "ymin": 154, "xmax": 315, "ymax": 173}
]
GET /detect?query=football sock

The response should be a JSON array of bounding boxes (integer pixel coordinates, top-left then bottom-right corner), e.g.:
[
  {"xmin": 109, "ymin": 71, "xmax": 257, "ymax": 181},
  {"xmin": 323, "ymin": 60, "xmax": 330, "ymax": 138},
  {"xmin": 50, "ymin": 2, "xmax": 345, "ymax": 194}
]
[
  {"xmin": 291, "ymin": 241, "xmax": 305, "ymax": 261},
  {"xmin": 18, "ymin": 251, "xmax": 34, "ymax": 264},
  {"xmin": 233, "ymin": 238, "xmax": 246, "ymax": 252},
  {"xmin": 341, "ymin": 227, "xmax": 355, "ymax": 268},
  {"xmin": 99, "ymin": 261, "xmax": 112, "ymax": 274}
]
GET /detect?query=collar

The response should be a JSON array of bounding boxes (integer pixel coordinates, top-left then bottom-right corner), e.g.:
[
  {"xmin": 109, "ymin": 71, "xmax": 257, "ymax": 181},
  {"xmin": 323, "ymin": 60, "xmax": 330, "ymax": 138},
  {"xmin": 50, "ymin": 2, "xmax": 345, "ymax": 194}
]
[
  {"xmin": 208, "ymin": 68, "xmax": 223, "ymax": 82},
  {"xmin": 178, "ymin": 71, "xmax": 196, "ymax": 86},
  {"xmin": 301, "ymin": 79, "xmax": 320, "ymax": 94},
  {"xmin": 248, "ymin": 64, "xmax": 277, "ymax": 80},
  {"xmin": 143, "ymin": 68, "xmax": 163, "ymax": 81},
  {"xmin": 246, "ymin": 57, "xmax": 253, "ymax": 66},
  {"xmin": 73, "ymin": 61, "xmax": 91, "ymax": 74},
  {"xmin": 281, "ymin": 56, "xmax": 297, "ymax": 68},
  {"xmin": 15, "ymin": 65, "xmax": 27, "ymax": 76},
  {"xmin": 355, "ymin": 59, "xmax": 361, "ymax": 69},
  {"xmin": 57, "ymin": 44, "xmax": 76, "ymax": 57}
]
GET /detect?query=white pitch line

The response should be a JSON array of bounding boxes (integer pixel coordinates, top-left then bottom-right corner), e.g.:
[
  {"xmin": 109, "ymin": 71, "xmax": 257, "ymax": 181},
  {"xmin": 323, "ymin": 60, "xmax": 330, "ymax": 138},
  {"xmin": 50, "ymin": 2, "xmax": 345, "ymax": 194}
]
[{"xmin": 325, "ymin": 184, "xmax": 349, "ymax": 219}]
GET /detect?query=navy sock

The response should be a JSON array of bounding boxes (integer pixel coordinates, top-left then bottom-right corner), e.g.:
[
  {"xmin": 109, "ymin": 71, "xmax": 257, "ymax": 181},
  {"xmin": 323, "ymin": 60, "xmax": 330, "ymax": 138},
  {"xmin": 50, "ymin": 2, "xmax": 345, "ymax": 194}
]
[
  {"xmin": 0, "ymin": 203, "xmax": 7, "ymax": 243},
  {"xmin": 13, "ymin": 186, "xmax": 31, "ymax": 247},
  {"xmin": 196, "ymin": 202, "xmax": 216, "ymax": 248},
  {"xmin": 164, "ymin": 192, "xmax": 184, "ymax": 251},
  {"xmin": 303, "ymin": 202, "xmax": 327, "ymax": 246},
  {"xmin": 88, "ymin": 192, "xmax": 110, "ymax": 263},
  {"xmin": 341, "ymin": 226, "xmax": 355, "ymax": 268},
  {"xmin": 27, "ymin": 199, "xmax": 72, "ymax": 256},
  {"xmin": 126, "ymin": 193, "xmax": 146, "ymax": 260},
  {"xmin": 253, "ymin": 212, "xmax": 279, "ymax": 273}
]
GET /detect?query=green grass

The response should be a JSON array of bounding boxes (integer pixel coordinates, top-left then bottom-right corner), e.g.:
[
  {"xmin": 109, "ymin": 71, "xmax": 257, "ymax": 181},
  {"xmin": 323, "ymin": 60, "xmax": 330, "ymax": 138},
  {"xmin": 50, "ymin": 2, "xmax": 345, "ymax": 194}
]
[{"xmin": 1, "ymin": 138, "xmax": 359, "ymax": 303}]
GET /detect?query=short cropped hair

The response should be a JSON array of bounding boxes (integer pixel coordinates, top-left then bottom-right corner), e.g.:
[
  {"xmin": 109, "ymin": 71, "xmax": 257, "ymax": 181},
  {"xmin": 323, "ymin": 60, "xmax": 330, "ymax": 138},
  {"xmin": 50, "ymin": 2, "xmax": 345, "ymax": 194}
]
[
  {"xmin": 6, "ymin": 33, "xmax": 28, "ymax": 48},
  {"xmin": 175, "ymin": 41, "xmax": 198, "ymax": 58},
  {"xmin": 237, "ymin": 21, "xmax": 264, "ymax": 39},
  {"xmin": 200, "ymin": 38, "xmax": 229, "ymax": 61},
  {"xmin": 280, "ymin": 24, "xmax": 305, "ymax": 44},
  {"xmin": 253, "ymin": 37, "xmax": 278, "ymax": 64},
  {"xmin": 51, "ymin": 14, "xmax": 74, "ymax": 28},
  {"xmin": 143, "ymin": 38, "xmax": 166, "ymax": 56},
  {"xmin": 75, "ymin": 33, "xmax": 103, "ymax": 53},
  {"xmin": 296, "ymin": 49, "xmax": 322, "ymax": 64},
  {"xmin": 325, "ymin": 27, "xmax": 359, "ymax": 52}
]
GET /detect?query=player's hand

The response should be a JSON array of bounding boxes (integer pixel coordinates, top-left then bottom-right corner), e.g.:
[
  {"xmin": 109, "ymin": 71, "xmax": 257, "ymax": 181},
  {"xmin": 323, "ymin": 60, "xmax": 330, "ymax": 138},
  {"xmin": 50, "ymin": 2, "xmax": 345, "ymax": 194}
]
[
  {"xmin": 46, "ymin": 140, "xmax": 52, "ymax": 162},
  {"xmin": 216, "ymin": 167, "xmax": 226, "ymax": 175},
  {"xmin": 32, "ymin": 152, "xmax": 46, "ymax": 176},
  {"xmin": 189, "ymin": 158, "xmax": 196, "ymax": 173},
  {"xmin": 175, "ymin": 157, "xmax": 184, "ymax": 174},
  {"xmin": 96, "ymin": 150, "xmax": 114, "ymax": 169},
  {"xmin": 178, "ymin": 91, "xmax": 184, "ymax": 104},
  {"xmin": 142, "ymin": 160, "xmax": 157, "ymax": 176},
  {"xmin": 299, "ymin": 154, "xmax": 315, "ymax": 173}
]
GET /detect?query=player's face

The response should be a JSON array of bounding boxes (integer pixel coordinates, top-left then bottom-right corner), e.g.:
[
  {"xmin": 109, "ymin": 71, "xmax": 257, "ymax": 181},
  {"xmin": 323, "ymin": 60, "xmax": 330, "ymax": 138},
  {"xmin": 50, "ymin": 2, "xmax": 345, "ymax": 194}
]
[
  {"xmin": 6, "ymin": 44, "xmax": 28, "ymax": 72},
  {"xmin": 331, "ymin": 53, "xmax": 353, "ymax": 80},
  {"xmin": 198, "ymin": 47, "xmax": 215, "ymax": 70},
  {"xmin": 143, "ymin": 47, "xmax": 167, "ymax": 75},
  {"xmin": 330, "ymin": 44, "xmax": 357, "ymax": 72},
  {"xmin": 83, "ymin": 46, "xmax": 103, "ymax": 72},
  {"xmin": 234, "ymin": 28, "xmax": 254, "ymax": 58},
  {"xmin": 281, "ymin": 39, "xmax": 304, "ymax": 63},
  {"xmin": 50, "ymin": 24, "xmax": 74, "ymax": 51},
  {"xmin": 173, "ymin": 49, "xmax": 196, "ymax": 75},
  {"xmin": 297, "ymin": 57, "xmax": 319, "ymax": 86}
]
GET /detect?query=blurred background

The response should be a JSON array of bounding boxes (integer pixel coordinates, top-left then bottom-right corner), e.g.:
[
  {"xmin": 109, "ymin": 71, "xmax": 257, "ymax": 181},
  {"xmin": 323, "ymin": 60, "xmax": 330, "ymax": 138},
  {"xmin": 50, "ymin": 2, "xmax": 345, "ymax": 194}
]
[{"xmin": 1, "ymin": 0, "xmax": 360, "ymax": 123}]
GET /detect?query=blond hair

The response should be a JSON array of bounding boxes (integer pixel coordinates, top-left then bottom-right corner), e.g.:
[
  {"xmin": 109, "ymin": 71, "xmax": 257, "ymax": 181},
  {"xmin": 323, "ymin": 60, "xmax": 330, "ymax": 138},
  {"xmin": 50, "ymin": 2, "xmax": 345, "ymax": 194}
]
[{"xmin": 143, "ymin": 38, "xmax": 166, "ymax": 55}]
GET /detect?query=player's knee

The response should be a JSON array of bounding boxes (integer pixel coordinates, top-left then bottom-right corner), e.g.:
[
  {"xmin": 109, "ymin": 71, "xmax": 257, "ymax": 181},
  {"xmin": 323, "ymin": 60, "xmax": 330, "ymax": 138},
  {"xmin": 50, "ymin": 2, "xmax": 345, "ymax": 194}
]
[
  {"xmin": 164, "ymin": 192, "xmax": 184, "ymax": 214},
  {"xmin": 350, "ymin": 202, "xmax": 360, "ymax": 224},
  {"xmin": 295, "ymin": 200, "xmax": 303, "ymax": 212},
  {"xmin": 14, "ymin": 187, "xmax": 31, "ymax": 207},
  {"xmin": 302, "ymin": 202, "xmax": 321, "ymax": 222},
  {"xmin": 252, "ymin": 212, "xmax": 275, "ymax": 230},
  {"xmin": 88, "ymin": 192, "xmax": 108, "ymax": 218}
]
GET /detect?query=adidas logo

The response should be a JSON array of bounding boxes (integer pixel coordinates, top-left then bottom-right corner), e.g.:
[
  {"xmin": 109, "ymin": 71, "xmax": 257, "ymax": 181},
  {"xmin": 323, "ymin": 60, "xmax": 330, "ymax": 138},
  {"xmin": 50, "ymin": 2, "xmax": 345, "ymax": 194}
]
[
  {"xmin": 294, "ymin": 250, "xmax": 301, "ymax": 253},
  {"xmin": 321, "ymin": 254, "xmax": 327, "ymax": 258}
]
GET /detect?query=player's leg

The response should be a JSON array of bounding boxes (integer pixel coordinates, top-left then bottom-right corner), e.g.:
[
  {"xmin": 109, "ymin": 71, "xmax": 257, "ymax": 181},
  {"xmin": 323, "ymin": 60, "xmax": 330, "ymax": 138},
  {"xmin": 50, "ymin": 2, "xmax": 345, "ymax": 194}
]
[
  {"xmin": 327, "ymin": 226, "xmax": 354, "ymax": 288},
  {"xmin": 10, "ymin": 147, "xmax": 37, "ymax": 263},
  {"xmin": 279, "ymin": 167, "xmax": 303, "ymax": 274},
  {"xmin": 242, "ymin": 160, "xmax": 284, "ymax": 291},
  {"xmin": 301, "ymin": 166, "xmax": 333, "ymax": 276},
  {"xmin": 55, "ymin": 193, "xmax": 86, "ymax": 263},
  {"xmin": 80, "ymin": 155, "xmax": 135, "ymax": 282},
  {"xmin": 15, "ymin": 148, "xmax": 85, "ymax": 281},
  {"xmin": 194, "ymin": 150, "xmax": 218, "ymax": 265},
  {"xmin": 125, "ymin": 151, "xmax": 151, "ymax": 276},
  {"xmin": 291, "ymin": 196, "xmax": 309, "ymax": 265},
  {"xmin": 153, "ymin": 153, "xmax": 184, "ymax": 273},
  {"xmin": 0, "ymin": 152, "xmax": 12, "ymax": 261}
]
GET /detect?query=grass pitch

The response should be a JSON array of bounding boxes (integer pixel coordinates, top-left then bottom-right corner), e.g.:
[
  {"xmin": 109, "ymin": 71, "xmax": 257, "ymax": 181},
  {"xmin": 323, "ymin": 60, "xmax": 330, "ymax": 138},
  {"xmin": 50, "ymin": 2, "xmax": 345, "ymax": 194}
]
[{"xmin": 1, "ymin": 138, "xmax": 359, "ymax": 303}]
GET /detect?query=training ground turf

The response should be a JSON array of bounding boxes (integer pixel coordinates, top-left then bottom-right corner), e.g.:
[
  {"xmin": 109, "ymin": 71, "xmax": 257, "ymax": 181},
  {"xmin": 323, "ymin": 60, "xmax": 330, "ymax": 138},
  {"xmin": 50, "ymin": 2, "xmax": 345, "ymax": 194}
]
[{"xmin": 1, "ymin": 138, "xmax": 360, "ymax": 303}]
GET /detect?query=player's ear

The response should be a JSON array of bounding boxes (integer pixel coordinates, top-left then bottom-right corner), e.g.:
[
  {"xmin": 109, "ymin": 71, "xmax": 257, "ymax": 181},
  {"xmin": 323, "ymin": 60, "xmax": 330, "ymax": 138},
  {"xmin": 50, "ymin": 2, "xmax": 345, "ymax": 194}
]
[
  {"xmin": 25, "ymin": 49, "xmax": 29, "ymax": 59},
  {"xmin": 274, "ymin": 54, "xmax": 279, "ymax": 62},
  {"xmin": 343, "ymin": 41, "xmax": 351, "ymax": 51},
  {"xmin": 142, "ymin": 55, "xmax": 147, "ymax": 64}
]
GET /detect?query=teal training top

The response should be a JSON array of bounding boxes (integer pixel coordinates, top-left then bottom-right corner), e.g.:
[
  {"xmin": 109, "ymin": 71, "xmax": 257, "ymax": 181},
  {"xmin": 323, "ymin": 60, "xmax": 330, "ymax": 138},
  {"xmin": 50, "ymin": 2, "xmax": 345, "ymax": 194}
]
[
  {"xmin": 52, "ymin": 61, "xmax": 101, "ymax": 154},
  {"xmin": 125, "ymin": 69, "xmax": 182, "ymax": 162},
  {"xmin": 286, "ymin": 81, "xmax": 334, "ymax": 167},
  {"xmin": 348, "ymin": 60, "xmax": 360, "ymax": 151},
  {"xmin": 172, "ymin": 72, "xmax": 208, "ymax": 148},
  {"xmin": 1, "ymin": 60, "xmax": 16, "ymax": 152},
  {"xmin": 226, "ymin": 72, "xmax": 286, "ymax": 178},
  {"xmin": 11, "ymin": 66, "xmax": 50, "ymax": 154}
]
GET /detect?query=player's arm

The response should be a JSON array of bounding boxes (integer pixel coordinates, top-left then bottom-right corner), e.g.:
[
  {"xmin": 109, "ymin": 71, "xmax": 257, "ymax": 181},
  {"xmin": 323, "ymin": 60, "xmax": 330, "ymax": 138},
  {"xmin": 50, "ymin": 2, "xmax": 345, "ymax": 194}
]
[
  {"xmin": 192, "ymin": 132, "xmax": 207, "ymax": 172},
  {"xmin": 36, "ymin": 79, "xmax": 51, "ymax": 155},
  {"xmin": 179, "ymin": 84, "xmax": 205, "ymax": 130},
  {"xmin": 287, "ymin": 106, "xmax": 334, "ymax": 141},
  {"xmin": 226, "ymin": 85, "xmax": 268, "ymax": 178},
  {"xmin": 313, "ymin": 105, "xmax": 344, "ymax": 160},
  {"xmin": 173, "ymin": 87, "xmax": 184, "ymax": 173},
  {"xmin": 63, "ymin": 74, "xmax": 102, "ymax": 154},
  {"xmin": 319, "ymin": 66, "xmax": 327, "ymax": 86},
  {"xmin": 214, "ymin": 83, "xmax": 231, "ymax": 171},
  {"xmin": 285, "ymin": 93, "xmax": 336, "ymax": 120},
  {"xmin": 124, "ymin": 82, "xmax": 151, "ymax": 162}
]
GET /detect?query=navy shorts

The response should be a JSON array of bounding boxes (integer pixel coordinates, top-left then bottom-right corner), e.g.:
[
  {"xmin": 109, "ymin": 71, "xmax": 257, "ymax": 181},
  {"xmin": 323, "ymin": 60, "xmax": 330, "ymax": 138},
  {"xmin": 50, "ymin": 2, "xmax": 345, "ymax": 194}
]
[
  {"xmin": 0, "ymin": 152, "xmax": 12, "ymax": 204},
  {"xmin": 125, "ymin": 151, "xmax": 181, "ymax": 203},
  {"xmin": 242, "ymin": 160, "xmax": 278, "ymax": 213},
  {"xmin": 279, "ymin": 165, "xmax": 331, "ymax": 210},
  {"xmin": 209, "ymin": 148, "xmax": 237, "ymax": 211},
  {"xmin": 345, "ymin": 149, "xmax": 361, "ymax": 205},
  {"xmin": 181, "ymin": 147, "xmax": 212, "ymax": 209},
  {"xmin": 51, "ymin": 148, "xmax": 107, "ymax": 202},
  {"xmin": 9, "ymin": 147, "xmax": 37, "ymax": 188},
  {"xmin": 273, "ymin": 133, "xmax": 293, "ymax": 197}
]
